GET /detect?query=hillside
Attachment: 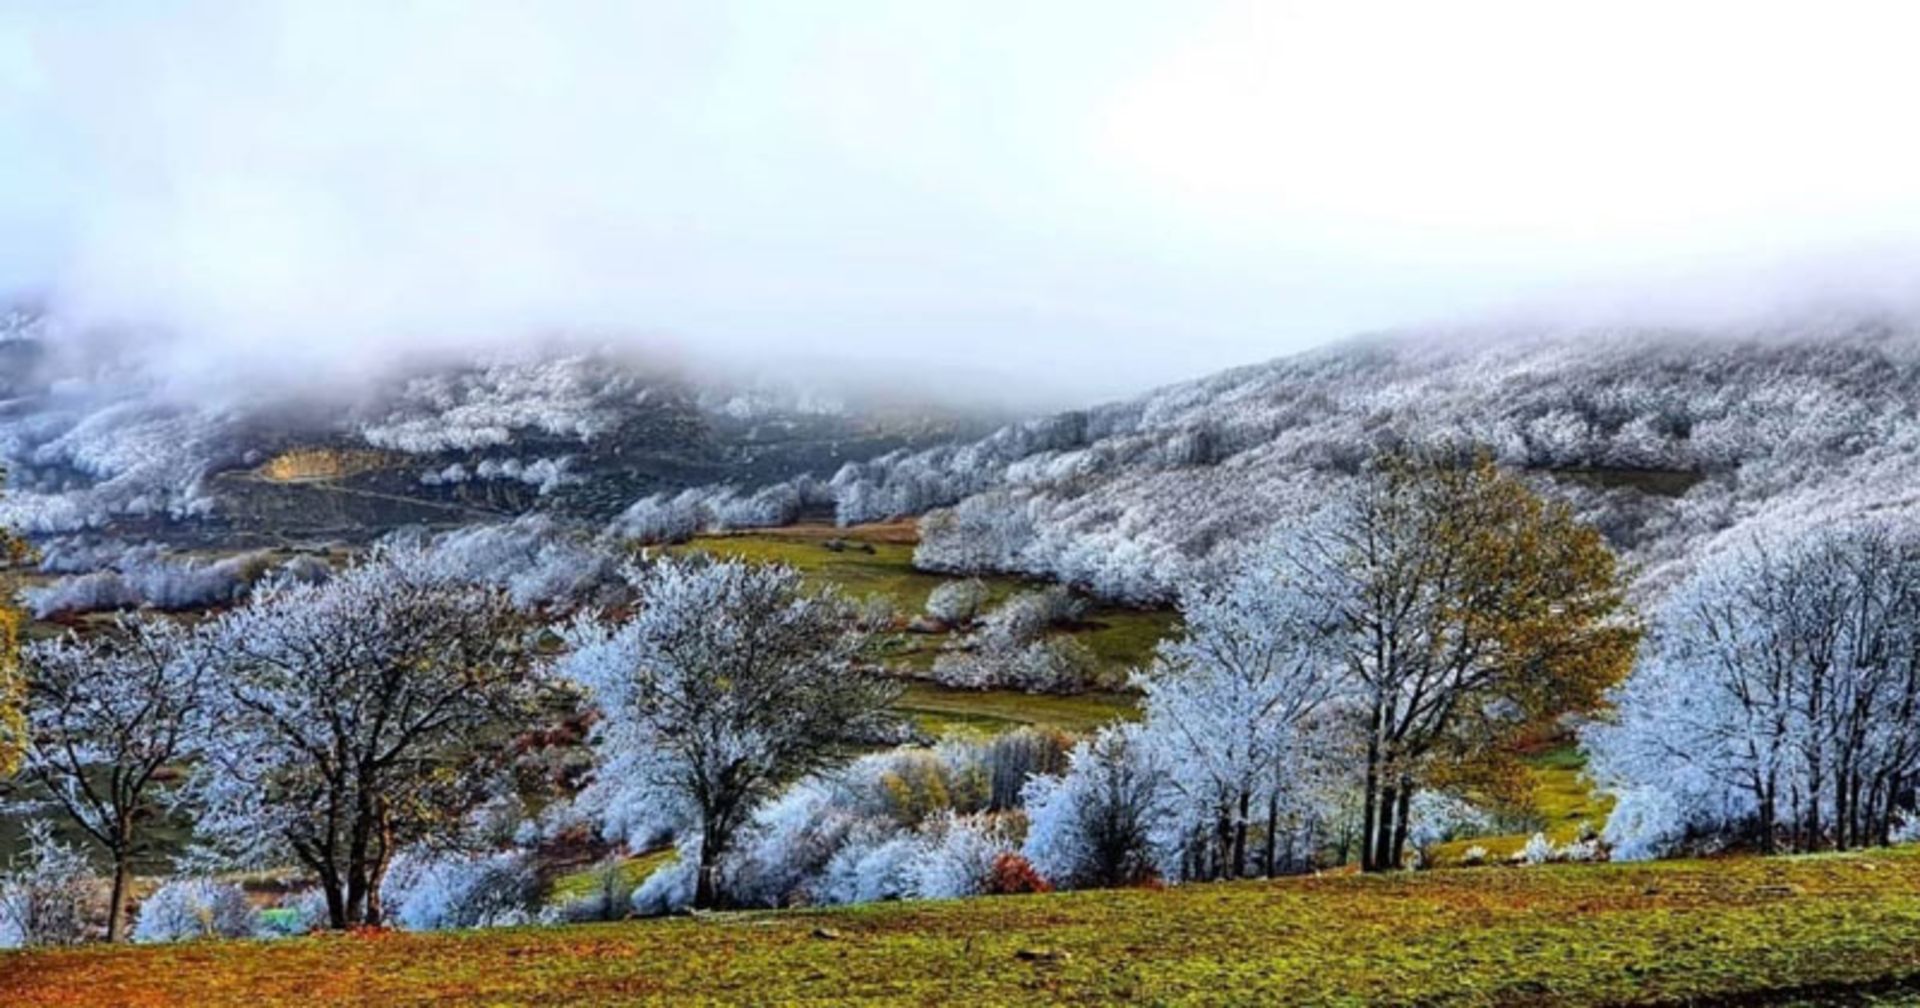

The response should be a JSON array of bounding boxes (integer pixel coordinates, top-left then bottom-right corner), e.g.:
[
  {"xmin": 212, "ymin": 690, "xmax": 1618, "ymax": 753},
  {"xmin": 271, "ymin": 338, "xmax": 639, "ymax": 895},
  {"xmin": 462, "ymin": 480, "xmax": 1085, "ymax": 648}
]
[
  {"xmin": 8, "ymin": 850, "xmax": 1920, "ymax": 1006},
  {"xmin": 717, "ymin": 314, "xmax": 1920, "ymax": 603},
  {"xmin": 0, "ymin": 309, "xmax": 992, "ymax": 548}
]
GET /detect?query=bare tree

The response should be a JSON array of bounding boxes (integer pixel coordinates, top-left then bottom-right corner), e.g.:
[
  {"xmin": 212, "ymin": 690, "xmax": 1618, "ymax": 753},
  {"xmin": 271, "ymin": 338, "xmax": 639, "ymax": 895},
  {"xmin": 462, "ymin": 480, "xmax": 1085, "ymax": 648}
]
[
  {"xmin": 1284, "ymin": 453, "xmax": 1636, "ymax": 871},
  {"xmin": 195, "ymin": 546, "xmax": 546, "ymax": 928},
  {"xmin": 562, "ymin": 558, "xmax": 898, "ymax": 909},
  {"xmin": 22, "ymin": 616, "xmax": 205, "ymax": 941}
]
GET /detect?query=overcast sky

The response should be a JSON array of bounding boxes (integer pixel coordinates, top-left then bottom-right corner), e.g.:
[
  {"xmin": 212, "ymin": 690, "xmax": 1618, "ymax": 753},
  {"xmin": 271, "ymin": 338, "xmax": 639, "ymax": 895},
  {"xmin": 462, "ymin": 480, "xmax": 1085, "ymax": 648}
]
[{"xmin": 3, "ymin": 1, "xmax": 1919, "ymax": 405}]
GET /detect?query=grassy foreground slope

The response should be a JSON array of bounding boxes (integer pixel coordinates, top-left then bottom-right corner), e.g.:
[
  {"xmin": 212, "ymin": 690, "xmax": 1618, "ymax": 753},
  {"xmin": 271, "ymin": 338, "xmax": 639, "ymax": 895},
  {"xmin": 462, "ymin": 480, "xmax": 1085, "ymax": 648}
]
[{"xmin": 12, "ymin": 850, "xmax": 1920, "ymax": 1007}]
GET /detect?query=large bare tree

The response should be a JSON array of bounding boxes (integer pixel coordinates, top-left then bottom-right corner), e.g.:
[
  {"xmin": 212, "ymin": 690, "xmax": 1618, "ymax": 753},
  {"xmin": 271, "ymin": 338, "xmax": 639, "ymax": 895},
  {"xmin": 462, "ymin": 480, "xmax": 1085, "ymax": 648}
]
[
  {"xmin": 195, "ymin": 547, "xmax": 546, "ymax": 928},
  {"xmin": 1283, "ymin": 453, "xmax": 1636, "ymax": 871}
]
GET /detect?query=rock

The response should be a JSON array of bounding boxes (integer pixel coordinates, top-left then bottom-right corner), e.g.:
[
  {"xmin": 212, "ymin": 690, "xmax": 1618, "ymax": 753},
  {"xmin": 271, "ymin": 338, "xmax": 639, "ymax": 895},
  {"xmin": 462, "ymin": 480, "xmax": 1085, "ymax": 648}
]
[
  {"xmin": 1015, "ymin": 948, "xmax": 1068, "ymax": 963},
  {"xmin": 812, "ymin": 927, "xmax": 843, "ymax": 941}
]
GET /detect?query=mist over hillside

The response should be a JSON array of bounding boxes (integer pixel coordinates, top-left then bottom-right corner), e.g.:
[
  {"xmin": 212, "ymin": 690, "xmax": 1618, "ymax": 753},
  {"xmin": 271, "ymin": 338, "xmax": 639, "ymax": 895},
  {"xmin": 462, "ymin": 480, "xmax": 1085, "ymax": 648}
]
[
  {"xmin": 622, "ymin": 310, "xmax": 1920, "ymax": 603},
  {"xmin": 0, "ymin": 307, "xmax": 996, "ymax": 548}
]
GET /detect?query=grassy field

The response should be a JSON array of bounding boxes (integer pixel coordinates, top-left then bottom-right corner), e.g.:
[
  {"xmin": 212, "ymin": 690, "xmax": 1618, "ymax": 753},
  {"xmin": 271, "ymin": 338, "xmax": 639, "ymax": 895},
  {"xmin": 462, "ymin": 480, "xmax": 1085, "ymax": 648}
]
[
  {"xmin": 671, "ymin": 525, "xmax": 1178, "ymax": 674},
  {"xmin": 1432, "ymin": 748, "xmax": 1617, "ymax": 865},
  {"xmin": 11, "ymin": 849, "xmax": 1920, "ymax": 1006}
]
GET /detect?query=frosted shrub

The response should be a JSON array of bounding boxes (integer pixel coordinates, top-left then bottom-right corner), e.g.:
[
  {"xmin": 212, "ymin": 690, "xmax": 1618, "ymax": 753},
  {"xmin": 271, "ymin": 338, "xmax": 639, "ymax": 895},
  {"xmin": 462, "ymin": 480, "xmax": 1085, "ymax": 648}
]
[
  {"xmin": 925, "ymin": 579, "xmax": 989, "ymax": 627},
  {"xmin": 1601, "ymin": 787, "xmax": 1688, "ymax": 862},
  {"xmin": 1892, "ymin": 810, "xmax": 1920, "ymax": 845},
  {"xmin": 1021, "ymin": 729, "xmax": 1169, "ymax": 890},
  {"xmin": 930, "ymin": 635, "xmax": 1102, "ymax": 694},
  {"xmin": 1461, "ymin": 845, "xmax": 1490, "ymax": 867},
  {"xmin": 908, "ymin": 813, "xmax": 1018, "ymax": 900},
  {"xmin": 853, "ymin": 594, "xmax": 898, "ymax": 632},
  {"xmin": 814, "ymin": 827, "xmax": 919, "ymax": 906},
  {"xmin": 1518, "ymin": 833, "xmax": 1554, "ymax": 866},
  {"xmin": 724, "ymin": 783, "xmax": 860, "ymax": 908},
  {"xmin": 0, "ymin": 823, "xmax": 94, "ymax": 948},
  {"xmin": 384, "ymin": 849, "xmax": 537, "ymax": 932},
  {"xmin": 630, "ymin": 851, "xmax": 696, "ymax": 917},
  {"xmin": 1555, "ymin": 838, "xmax": 1603, "ymax": 863},
  {"xmin": 1407, "ymin": 792, "xmax": 1494, "ymax": 853},
  {"xmin": 131, "ymin": 878, "xmax": 258, "ymax": 943}
]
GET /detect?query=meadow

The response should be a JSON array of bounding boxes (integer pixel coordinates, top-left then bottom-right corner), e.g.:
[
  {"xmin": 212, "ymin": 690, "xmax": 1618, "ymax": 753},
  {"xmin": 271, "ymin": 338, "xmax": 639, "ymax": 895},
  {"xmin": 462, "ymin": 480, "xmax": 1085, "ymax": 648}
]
[{"xmin": 10, "ymin": 848, "xmax": 1920, "ymax": 1006}]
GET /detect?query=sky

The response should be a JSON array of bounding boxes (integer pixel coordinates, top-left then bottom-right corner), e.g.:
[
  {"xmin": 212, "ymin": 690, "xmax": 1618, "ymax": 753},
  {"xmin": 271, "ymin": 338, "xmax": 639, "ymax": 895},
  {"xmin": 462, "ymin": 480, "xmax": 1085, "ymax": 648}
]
[{"xmin": 3, "ymin": 0, "xmax": 1919, "ymax": 405}]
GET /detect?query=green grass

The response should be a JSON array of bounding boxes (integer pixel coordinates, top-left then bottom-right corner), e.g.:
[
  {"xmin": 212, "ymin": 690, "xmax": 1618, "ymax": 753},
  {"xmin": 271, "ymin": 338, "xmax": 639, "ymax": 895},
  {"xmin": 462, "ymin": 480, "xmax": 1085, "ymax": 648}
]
[
  {"xmin": 14, "ymin": 849, "xmax": 1920, "ymax": 1006},
  {"xmin": 893, "ymin": 682, "xmax": 1139, "ymax": 737},
  {"xmin": 545, "ymin": 849, "xmax": 677, "ymax": 907},
  {"xmin": 672, "ymin": 527, "xmax": 1177, "ymax": 738},
  {"xmin": 1433, "ymin": 747, "xmax": 1616, "ymax": 865}
]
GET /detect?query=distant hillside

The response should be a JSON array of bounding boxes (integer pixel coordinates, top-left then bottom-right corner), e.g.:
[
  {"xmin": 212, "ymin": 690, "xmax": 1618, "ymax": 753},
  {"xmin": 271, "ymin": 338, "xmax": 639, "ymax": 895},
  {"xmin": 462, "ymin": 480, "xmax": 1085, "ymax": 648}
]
[
  {"xmin": 0, "ymin": 310, "xmax": 995, "ymax": 550},
  {"xmin": 664, "ymin": 313, "xmax": 1920, "ymax": 602}
]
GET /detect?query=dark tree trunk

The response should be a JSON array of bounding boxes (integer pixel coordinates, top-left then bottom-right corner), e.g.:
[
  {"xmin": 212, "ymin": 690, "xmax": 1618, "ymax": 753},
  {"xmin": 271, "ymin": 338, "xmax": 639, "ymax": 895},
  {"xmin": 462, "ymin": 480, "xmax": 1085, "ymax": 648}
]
[{"xmin": 105, "ymin": 855, "xmax": 132, "ymax": 943}]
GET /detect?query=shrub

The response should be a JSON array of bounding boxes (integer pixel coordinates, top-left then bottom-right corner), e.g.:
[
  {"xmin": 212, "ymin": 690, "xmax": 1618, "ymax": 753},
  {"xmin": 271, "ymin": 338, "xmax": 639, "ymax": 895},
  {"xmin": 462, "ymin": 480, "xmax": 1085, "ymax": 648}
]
[
  {"xmin": 0, "ymin": 822, "xmax": 94, "ymax": 949},
  {"xmin": 131, "ymin": 878, "xmax": 258, "ymax": 943},
  {"xmin": 1601, "ymin": 787, "xmax": 1687, "ymax": 862},
  {"xmin": 384, "ymin": 849, "xmax": 537, "ymax": 932},
  {"xmin": 630, "ymin": 852, "xmax": 695, "ymax": 917},
  {"xmin": 984, "ymin": 853, "xmax": 1052, "ymax": 895},
  {"xmin": 909, "ymin": 813, "xmax": 1019, "ymax": 900},
  {"xmin": 926, "ymin": 579, "xmax": 990, "ymax": 627},
  {"xmin": 1518, "ymin": 833, "xmax": 1554, "ymax": 866},
  {"xmin": 813, "ymin": 827, "xmax": 919, "ymax": 906}
]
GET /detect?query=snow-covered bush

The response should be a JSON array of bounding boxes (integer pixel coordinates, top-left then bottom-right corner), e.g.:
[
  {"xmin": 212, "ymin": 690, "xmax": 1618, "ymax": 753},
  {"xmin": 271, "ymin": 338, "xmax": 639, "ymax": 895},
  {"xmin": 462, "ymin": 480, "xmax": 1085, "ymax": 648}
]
[
  {"xmin": 1518, "ymin": 833, "xmax": 1554, "ymax": 866},
  {"xmin": 814, "ymin": 826, "xmax": 920, "ymax": 906},
  {"xmin": 1022, "ymin": 729, "xmax": 1171, "ymax": 890},
  {"xmin": 131, "ymin": 878, "xmax": 258, "ymax": 943},
  {"xmin": 908, "ymin": 813, "xmax": 1019, "ymax": 900},
  {"xmin": 925, "ymin": 579, "xmax": 989, "ymax": 627},
  {"xmin": 1555, "ymin": 838, "xmax": 1603, "ymax": 863},
  {"xmin": 0, "ymin": 823, "xmax": 94, "ymax": 948},
  {"xmin": 1461, "ymin": 845, "xmax": 1490, "ymax": 866},
  {"xmin": 384, "ymin": 849, "xmax": 538, "ymax": 932},
  {"xmin": 927, "ymin": 589, "xmax": 1104, "ymax": 693},
  {"xmin": 630, "ymin": 851, "xmax": 696, "ymax": 917},
  {"xmin": 1599, "ymin": 787, "xmax": 1689, "ymax": 862},
  {"xmin": 22, "ymin": 549, "xmax": 275, "ymax": 618}
]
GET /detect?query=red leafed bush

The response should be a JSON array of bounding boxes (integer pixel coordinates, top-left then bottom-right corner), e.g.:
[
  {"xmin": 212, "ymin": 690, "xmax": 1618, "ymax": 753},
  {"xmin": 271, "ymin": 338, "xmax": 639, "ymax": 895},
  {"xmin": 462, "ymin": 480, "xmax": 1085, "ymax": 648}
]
[{"xmin": 984, "ymin": 853, "xmax": 1053, "ymax": 895}]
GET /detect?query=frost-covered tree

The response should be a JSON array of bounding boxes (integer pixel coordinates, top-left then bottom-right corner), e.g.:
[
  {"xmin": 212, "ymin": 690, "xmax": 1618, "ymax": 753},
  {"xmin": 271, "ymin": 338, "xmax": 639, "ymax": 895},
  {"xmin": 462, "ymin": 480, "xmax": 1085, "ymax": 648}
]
[
  {"xmin": 0, "ymin": 470, "xmax": 31, "ymax": 777},
  {"xmin": 1021, "ymin": 727, "xmax": 1172, "ymax": 889},
  {"xmin": 1281, "ymin": 454, "xmax": 1636, "ymax": 871},
  {"xmin": 193, "ymin": 546, "xmax": 546, "ymax": 928},
  {"xmin": 21, "ymin": 616, "xmax": 206, "ymax": 940},
  {"xmin": 1587, "ymin": 517, "xmax": 1920, "ymax": 857},
  {"xmin": 561, "ymin": 559, "xmax": 897, "ymax": 908},
  {"xmin": 1133, "ymin": 537, "xmax": 1344, "ymax": 880}
]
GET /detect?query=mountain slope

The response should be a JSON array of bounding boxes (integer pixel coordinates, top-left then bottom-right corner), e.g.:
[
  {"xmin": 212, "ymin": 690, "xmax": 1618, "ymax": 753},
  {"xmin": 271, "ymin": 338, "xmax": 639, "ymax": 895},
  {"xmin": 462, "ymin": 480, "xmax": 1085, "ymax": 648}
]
[
  {"xmin": 0, "ymin": 310, "xmax": 990, "ymax": 548},
  {"xmin": 779, "ymin": 313, "xmax": 1920, "ymax": 601}
]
